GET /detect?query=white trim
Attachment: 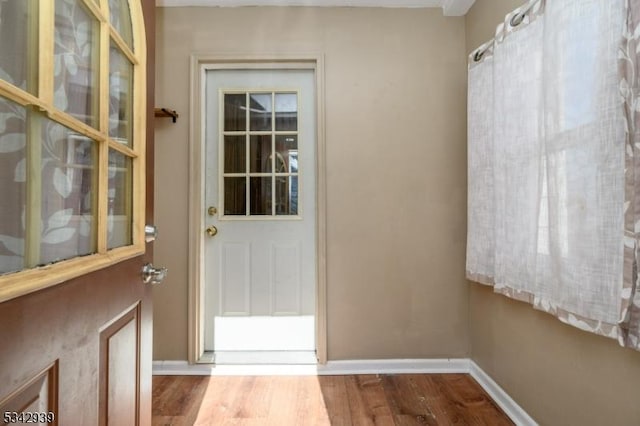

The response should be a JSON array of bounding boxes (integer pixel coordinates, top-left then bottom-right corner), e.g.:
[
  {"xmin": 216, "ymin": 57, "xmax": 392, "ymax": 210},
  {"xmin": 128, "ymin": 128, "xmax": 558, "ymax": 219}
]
[
  {"xmin": 153, "ymin": 358, "xmax": 537, "ymax": 425},
  {"xmin": 153, "ymin": 360, "xmax": 320, "ymax": 376},
  {"xmin": 317, "ymin": 358, "xmax": 470, "ymax": 375},
  {"xmin": 188, "ymin": 54, "xmax": 328, "ymax": 365},
  {"xmin": 153, "ymin": 358, "xmax": 468, "ymax": 376},
  {"xmin": 155, "ymin": 0, "xmax": 477, "ymax": 16},
  {"xmin": 469, "ymin": 361, "xmax": 538, "ymax": 426},
  {"xmin": 157, "ymin": 0, "xmax": 440, "ymax": 8}
]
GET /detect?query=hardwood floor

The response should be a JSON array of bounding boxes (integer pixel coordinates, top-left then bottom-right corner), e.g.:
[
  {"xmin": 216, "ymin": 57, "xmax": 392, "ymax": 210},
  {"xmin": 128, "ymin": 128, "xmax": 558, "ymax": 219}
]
[{"xmin": 152, "ymin": 374, "xmax": 513, "ymax": 425}]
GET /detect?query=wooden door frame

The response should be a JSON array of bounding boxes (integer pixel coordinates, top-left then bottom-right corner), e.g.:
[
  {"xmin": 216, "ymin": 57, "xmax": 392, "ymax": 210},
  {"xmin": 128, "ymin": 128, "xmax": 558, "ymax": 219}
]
[{"xmin": 187, "ymin": 54, "xmax": 327, "ymax": 365}]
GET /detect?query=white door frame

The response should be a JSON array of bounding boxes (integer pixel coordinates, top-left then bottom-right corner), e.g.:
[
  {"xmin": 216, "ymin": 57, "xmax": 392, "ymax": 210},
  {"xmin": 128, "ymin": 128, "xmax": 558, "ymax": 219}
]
[{"xmin": 187, "ymin": 54, "xmax": 327, "ymax": 365}]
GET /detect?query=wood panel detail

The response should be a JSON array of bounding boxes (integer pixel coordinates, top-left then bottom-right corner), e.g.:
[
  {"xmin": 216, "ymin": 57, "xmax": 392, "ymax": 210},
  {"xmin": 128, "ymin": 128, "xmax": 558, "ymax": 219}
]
[
  {"xmin": 99, "ymin": 304, "xmax": 140, "ymax": 426},
  {"xmin": 0, "ymin": 362, "xmax": 59, "ymax": 426}
]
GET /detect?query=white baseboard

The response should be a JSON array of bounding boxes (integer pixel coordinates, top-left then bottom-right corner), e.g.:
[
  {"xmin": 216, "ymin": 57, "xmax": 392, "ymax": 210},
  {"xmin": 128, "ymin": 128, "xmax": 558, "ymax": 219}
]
[
  {"xmin": 469, "ymin": 360, "xmax": 538, "ymax": 426},
  {"xmin": 152, "ymin": 358, "xmax": 537, "ymax": 425},
  {"xmin": 152, "ymin": 360, "xmax": 320, "ymax": 376},
  {"xmin": 317, "ymin": 358, "xmax": 469, "ymax": 375},
  {"xmin": 152, "ymin": 358, "xmax": 469, "ymax": 376}
]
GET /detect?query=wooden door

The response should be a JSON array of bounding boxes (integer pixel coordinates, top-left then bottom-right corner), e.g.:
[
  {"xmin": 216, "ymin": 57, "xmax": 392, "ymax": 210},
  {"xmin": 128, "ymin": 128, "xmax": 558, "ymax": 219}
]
[
  {"xmin": 0, "ymin": 0, "xmax": 156, "ymax": 424},
  {"xmin": 203, "ymin": 68, "xmax": 317, "ymax": 363}
]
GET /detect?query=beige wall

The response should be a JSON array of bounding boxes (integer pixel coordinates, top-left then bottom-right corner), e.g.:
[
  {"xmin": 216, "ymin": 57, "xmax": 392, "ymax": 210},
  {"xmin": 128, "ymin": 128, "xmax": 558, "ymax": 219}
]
[
  {"xmin": 153, "ymin": 5, "xmax": 640, "ymax": 424},
  {"xmin": 153, "ymin": 7, "xmax": 469, "ymax": 361},
  {"xmin": 466, "ymin": 1, "xmax": 640, "ymax": 425}
]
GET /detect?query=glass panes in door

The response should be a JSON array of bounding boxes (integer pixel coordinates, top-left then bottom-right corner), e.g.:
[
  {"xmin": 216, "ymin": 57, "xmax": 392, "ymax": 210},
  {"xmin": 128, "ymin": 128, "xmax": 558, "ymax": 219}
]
[
  {"xmin": 107, "ymin": 150, "xmax": 132, "ymax": 249},
  {"xmin": 0, "ymin": 0, "xmax": 145, "ymax": 291},
  {"xmin": 108, "ymin": 0, "xmax": 133, "ymax": 49},
  {"xmin": 221, "ymin": 91, "xmax": 299, "ymax": 217},
  {"xmin": 40, "ymin": 119, "xmax": 97, "ymax": 265},
  {"xmin": 0, "ymin": 0, "xmax": 38, "ymax": 94},
  {"xmin": 0, "ymin": 97, "xmax": 98, "ymax": 274},
  {"xmin": 54, "ymin": 0, "xmax": 99, "ymax": 127},
  {"xmin": 109, "ymin": 42, "xmax": 133, "ymax": 146},
  {"xmin": 0, "ymin": 97, "xmax": 27, "ymax": 274}
]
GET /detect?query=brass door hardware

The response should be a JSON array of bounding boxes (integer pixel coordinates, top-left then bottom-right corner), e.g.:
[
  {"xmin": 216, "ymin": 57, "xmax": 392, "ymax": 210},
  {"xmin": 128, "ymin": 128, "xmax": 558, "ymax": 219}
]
[{"xmin": 206, "ymin": 225, "xmax": 218, "ymax": 237}]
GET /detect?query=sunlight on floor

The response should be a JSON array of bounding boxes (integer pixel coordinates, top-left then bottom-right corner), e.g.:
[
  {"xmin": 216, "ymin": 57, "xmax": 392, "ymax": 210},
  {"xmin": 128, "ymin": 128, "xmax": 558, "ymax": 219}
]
[
  {"xmin": 214, "ymin": 315, "xmax": 314, "ymax": 351},
  {"xmin": 191, "ymin": 376, "xmax": 332, "ymax": 425},
  {"xmin": 214, "ymin": 350, "xmax": 317, "ymax": 365}
]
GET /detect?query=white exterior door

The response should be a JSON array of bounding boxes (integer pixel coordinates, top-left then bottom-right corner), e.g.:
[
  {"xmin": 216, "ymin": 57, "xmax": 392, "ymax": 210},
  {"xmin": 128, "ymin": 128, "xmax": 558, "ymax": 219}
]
[{"xmin": 203, "ymin": 69, "xmax": 316, "ymax": 361}]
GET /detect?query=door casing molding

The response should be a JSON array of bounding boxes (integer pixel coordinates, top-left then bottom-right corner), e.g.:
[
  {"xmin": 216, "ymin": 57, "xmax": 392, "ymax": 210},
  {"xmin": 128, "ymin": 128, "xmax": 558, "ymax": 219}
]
[{"xmin": 188, "ymin": 54, "xmax": 327, "ymax": 364}]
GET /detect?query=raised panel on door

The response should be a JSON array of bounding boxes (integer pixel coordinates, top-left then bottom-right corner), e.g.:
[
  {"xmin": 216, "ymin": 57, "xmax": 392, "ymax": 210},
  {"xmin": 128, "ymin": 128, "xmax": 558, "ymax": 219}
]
[
  {"xmin": 0, "ymin": 363, "xmax": 58, "ymax": 426},
  {"xmin": 271, "ymin": 241, "xmax": 302, "ymax": 315},
  {"xmin": 99, "ymin": 306, "xmax": 140, "ymax": 426},
  {"xmin": 220, "ymin": 242, "xmax": 250, "ymax": 315},
  {"xmin": 0, "ymin": 259, "xmax": 148, "ymax": 425}
]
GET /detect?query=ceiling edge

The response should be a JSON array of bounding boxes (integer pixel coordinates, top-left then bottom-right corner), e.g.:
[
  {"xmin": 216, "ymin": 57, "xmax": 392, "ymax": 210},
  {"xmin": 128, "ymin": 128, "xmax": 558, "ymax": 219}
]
[
  {"xmin": 155, "ymin": 0, "xmax": 476, "ymax": 16},
  {"xmin": 156, "ymin": 0, "xmax": 441, "ymax": 10},
  {"xmin": 442, "ymin": 0, "xmax": 475, "ymax": 16}
]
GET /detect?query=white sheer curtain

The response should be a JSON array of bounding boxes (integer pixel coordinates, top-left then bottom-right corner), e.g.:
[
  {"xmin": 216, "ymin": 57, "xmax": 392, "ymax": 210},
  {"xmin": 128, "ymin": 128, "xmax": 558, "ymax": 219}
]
[
  {"xmin": 493, "ymin": 7, "xmax": 544, "ymax": 300},
  {"xmin": 466, "ymin": 42, "xmax": 494, "ymax": 285},
  {"xmin": 467, "ymin": 0, "xmax": 634, "ymax": 344},
  {"xmin": 538, "ymin": 0, "xmax": 625, "ymax": 325}
]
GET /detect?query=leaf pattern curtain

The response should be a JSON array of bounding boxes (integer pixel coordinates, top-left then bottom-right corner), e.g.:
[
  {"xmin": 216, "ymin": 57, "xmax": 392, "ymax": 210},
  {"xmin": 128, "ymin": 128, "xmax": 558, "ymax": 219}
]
[
  {"xmin": 0, "ymin": 101, "xmax": 96, "ymax": 274},
  {"xmin": 467, "ymin": 0, "xmax": 640, "ymax": 349},
  {"xmin": 0, "ymin": 0, "xmax": 98, "ymax": 274},
  {"xmin": 0, "ymin": 98, "xmax": 27, "ymax": 273}
]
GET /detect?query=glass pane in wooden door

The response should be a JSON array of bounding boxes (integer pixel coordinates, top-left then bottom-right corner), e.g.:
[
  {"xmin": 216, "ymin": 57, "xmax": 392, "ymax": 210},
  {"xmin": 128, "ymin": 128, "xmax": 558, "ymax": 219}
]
[
  {"xmin": 54, "ymin": 0, "xmax": 99, "ymax": 127},
  {"xmin": 109, "ymin": 43, "xmax": 133, "ymax": 146},
  {"xmin": 107, "ymin": 150, "xmax": 132, "ymax": 249},
  {"xmin": 224, "ymin": 177, "xmax": 246, "ymax": 215},
  {"xmin": 250, "ymin": 177, "xmax": 271, "ymax": 215},
  {"xmin": 224, "ymin": 136, "xmax": 245, "ymax": 173},
  {"xmin": 275, "ymin": 135, "xmax": 297, "ymax": 173},
  {"xmin": 249, "ymin": 93, "xmax": 272, "ymax": 131},
  {"xmin": 275, "ymin": 93, "xmax": 297, "ymax": 131},
  {"xmin": 0, "ymin": 97, "xmax": 27, "ymax": 274},
  {"xmin": 275, "ymin": 176, "xmax": 298, "ymax": 216},
  {"xmin": 108, "ymin": 0, "xmax": 133, "ymax": 48},
  {"xmin": 0, "ymin": 0, "xmax": 38, "ymax": 93},
  {"xmin": 40, "ymin": 117, "xmax": 97, "ymax": 264},
  {"xmin": 224, "ymin": 94, "xmax": 246, "ymax": 131},
  {"xmin": 250, "ymin": 135, "xmax": 272, "ymax": 173}
]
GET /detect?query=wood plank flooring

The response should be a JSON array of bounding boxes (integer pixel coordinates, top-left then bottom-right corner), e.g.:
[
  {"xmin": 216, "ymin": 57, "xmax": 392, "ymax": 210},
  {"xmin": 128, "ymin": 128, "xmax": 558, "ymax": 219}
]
[{"xmin": 152, "ymin": 374, "xmax": 513, "ymax": 425}]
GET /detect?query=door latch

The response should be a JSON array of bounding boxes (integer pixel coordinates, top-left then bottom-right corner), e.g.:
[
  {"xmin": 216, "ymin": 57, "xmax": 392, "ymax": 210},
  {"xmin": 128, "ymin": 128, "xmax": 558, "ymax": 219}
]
[
  {"xmin": 142, "ymin": 263, "xmax": 168, "ymax": 285},
  {"xmin": 145, "ymin": 224, "xmax": 158, "ymax": 242}
]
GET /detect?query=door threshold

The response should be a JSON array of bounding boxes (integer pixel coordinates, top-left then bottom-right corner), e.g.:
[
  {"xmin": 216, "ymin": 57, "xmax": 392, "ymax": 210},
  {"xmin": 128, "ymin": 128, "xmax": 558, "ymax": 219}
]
[{"xmin": 213, "ymin": 350, "xmax": 317, "ymax": 365}]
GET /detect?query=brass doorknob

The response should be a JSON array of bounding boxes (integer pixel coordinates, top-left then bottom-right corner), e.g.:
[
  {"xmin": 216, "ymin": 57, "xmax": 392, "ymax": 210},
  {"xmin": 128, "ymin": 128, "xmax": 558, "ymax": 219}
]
[{"xmin": 206, "ymin": 225, "xmax": 218, "ymax": 237}]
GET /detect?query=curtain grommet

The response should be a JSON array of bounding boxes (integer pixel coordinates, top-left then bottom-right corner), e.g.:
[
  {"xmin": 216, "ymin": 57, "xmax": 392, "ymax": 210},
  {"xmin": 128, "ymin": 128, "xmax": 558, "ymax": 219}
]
[{"xmin": 510, "ymin": 12, "xmax": 525, "ymax": 27}]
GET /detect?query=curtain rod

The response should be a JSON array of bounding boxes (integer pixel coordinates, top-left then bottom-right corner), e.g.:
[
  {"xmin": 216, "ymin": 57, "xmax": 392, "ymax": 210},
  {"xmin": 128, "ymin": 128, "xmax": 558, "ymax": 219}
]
[{"xmin": 473, "ymin": 0, "xmax": 540, "ymax": 63}]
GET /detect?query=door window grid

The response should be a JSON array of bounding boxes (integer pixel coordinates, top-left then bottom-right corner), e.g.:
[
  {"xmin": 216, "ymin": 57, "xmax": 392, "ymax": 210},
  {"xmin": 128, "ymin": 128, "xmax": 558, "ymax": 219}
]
[
  {"xmin": 0, "ymin": 0, "xmax": 145, "ymax": 299},
  {"xmin": 221, "ymin": 91, "xmax": 300, "ymax": 218}
]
